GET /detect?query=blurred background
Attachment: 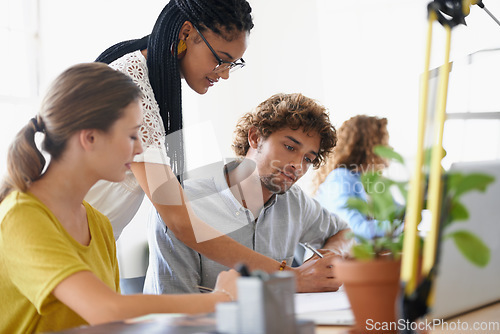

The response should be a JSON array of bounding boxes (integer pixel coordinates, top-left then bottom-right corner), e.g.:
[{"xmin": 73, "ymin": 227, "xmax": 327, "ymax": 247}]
[{"xmin": 2, "ymin": 0, "xmax": 500, "ymax": 279}]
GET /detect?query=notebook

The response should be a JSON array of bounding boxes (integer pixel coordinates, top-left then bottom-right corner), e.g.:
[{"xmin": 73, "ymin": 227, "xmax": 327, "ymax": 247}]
[
  {"xmin": 427, "ymin": 160, "xmax": 500, "ymax": 319},
  {"xmin": 294, "ymin": 288, "xmax": 355, "ymax": 325}
]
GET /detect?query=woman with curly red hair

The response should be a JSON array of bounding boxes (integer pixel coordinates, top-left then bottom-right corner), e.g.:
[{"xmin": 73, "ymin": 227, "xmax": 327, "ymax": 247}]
[{"xmin": 312, "ymin": 115, "xmax": 390, "ymax": 239}]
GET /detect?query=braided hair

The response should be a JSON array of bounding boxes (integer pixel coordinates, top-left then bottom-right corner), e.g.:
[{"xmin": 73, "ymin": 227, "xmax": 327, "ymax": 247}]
[{"xmin": 95, "ymin": 0, "xmax": 254, "ymax": 181}]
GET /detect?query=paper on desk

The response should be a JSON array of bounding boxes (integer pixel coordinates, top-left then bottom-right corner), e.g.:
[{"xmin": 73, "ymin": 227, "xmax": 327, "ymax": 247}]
[
  {"xmin": 294, "ymin": 290, "xmax": 355, "ymax": 326},
  {"xmin": 294, "ymin": 290, "xmax": 351, "ymax": 314}
]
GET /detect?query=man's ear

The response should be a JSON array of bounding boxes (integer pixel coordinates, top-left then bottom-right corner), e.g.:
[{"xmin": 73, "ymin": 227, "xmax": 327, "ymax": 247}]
[
  {"xmin": 248, "ymin": 126, "xmax": 261, "ymax": 149},
  {"xmin": 79, "ymin": 129, "xmax": 97, "ymax": 151}
]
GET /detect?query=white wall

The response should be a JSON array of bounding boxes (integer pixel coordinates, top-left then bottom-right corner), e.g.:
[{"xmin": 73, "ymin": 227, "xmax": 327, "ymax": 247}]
[
  {"xmin": 0, "ymin": 0, "xmax": 39, "ymax": 179},
  {"xmin": 37, "ymin": 0, "xmax": 167, "ymax": 89},
  {"xmin": 6, "ymin": 0, "xmax": 500, "ymax": 185}
]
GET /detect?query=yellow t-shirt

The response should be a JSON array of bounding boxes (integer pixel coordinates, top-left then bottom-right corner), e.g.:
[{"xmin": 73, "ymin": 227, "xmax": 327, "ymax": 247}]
[{"xmin": 0, "ymin": 191, "xmax": 120, "ymax": 333}]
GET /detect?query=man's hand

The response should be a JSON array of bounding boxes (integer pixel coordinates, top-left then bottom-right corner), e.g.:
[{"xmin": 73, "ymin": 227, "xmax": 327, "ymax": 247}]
[{"xmin": 292, "ymin": 251, "xmax": 343, "ymax": 292}]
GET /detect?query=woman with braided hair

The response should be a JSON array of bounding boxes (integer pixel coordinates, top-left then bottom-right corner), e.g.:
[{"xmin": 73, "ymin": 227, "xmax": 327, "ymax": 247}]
[
  {"xmin": 87, "ymin": 0, "xmax": 253, "ymax": 239},
  {"xmin": 86, "ymin": 0, "xmax": 297, "ymax": 275},
  {"xmin": 0, "ymin": 63, "xmax": 239, "ymax": 333}
]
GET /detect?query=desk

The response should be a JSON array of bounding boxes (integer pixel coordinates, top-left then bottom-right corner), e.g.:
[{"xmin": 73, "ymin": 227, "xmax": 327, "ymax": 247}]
[
  {"xmin": 315, "ymin": 301, "xmax": 500, "ymax": 334},
  {"xmin": 54, "ymin": 302, "xmax": 500, "ymax": 333}
]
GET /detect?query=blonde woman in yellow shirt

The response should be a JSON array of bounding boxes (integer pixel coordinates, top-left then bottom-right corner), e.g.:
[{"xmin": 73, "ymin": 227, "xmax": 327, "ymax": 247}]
[{"xmin": 0, "ymin": 63, "xmax": 237, "ymax": 334}]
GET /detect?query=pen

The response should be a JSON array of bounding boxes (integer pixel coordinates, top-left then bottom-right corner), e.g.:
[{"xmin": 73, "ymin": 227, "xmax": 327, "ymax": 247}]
[
  {"xmin": 197, "ymin": 285, "xmax": 214, "ymax": 292},
  {"xmin": 299, "ymin": 242, "xmax": 324, "ymax": 258}
]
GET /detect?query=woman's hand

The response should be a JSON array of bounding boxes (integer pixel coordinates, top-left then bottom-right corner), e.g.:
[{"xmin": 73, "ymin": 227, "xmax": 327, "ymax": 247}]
[{"xmin": 213, "ymin": 269, "xmax": 240, "ymax": 301}]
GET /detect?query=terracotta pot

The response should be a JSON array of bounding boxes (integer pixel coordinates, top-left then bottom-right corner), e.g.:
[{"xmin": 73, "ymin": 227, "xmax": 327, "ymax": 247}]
[{"xmin": 335, "ymin": 258, "xmax": 401, "ymax": 334}]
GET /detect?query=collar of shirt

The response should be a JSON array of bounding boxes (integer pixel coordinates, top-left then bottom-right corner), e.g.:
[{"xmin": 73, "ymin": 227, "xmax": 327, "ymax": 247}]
[{"xmin": 213, "ymin": 160, "xmax": 278, "ymax": 217}]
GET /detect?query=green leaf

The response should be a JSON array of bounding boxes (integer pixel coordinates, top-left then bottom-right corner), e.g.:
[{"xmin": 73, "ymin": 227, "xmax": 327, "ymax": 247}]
[
  {"xmin": 446, "ymin": 172, "xmax": 464, "ymax": 195},
  {"xmin": 371, "ymin": 196, "xmax": 396, "ymax": 222},
  {"xmin": 374, "ymin": 145, "xmax": 404, "ymax": 164},
  {"xmin": 374, "ymin": 236, "xmax": 390, "ymax": 249},
  {"xmin": 360, "ymin": 171, "xmax": 381, "ymax": 194},
  {"xmin": 369, "ymin": 178, "xmax": 396, "ymax": 221},
  {"xmin": 351, "ymin": 243, "xmax": 375, "ymax": 260},
  {"xmin": 445, "ymin": 230, "xmax": 490, "ymax": 267},
  {"xmin": 345, "ymin": 198, "xmax": 371, "ymax": 217},
  {"xmin": 449, "ymin": 200, "xmax": 469, "ymax": 222},
  {"xmin": 391, "ymin": 205, "xmax": 406, "ymax": 222},
  {"xmin": 453, "ymin": 173, "xmax": 495, "ymax": 198}
]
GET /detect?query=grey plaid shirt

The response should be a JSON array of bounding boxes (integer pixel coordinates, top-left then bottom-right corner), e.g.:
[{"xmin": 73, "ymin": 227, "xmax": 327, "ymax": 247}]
[{"xmin": 143, "ymin": 161, "xmax": 349, "ymax": 294}]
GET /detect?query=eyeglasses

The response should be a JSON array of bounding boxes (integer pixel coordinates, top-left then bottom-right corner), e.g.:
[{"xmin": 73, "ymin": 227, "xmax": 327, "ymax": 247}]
[{"xmin": 193, "ymin": 25, "xmax": 245, "ymax": 74}]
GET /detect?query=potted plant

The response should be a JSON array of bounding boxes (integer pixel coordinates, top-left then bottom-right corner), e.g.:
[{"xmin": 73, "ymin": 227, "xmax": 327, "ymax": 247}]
[{"xmin": 334, "ymin": 146, "xmax": 494, "ymax": 334}]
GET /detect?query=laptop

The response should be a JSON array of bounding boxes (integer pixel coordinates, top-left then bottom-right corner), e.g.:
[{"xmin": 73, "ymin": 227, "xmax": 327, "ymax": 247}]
[{"xmin": 427, "ymin": 160, "xmax": 500, "ymax": 319}]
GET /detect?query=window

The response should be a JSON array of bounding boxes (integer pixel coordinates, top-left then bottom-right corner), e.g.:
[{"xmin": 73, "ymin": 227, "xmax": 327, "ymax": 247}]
[{"xmin": 443, "ymin": 49, "xmax": 500, "ymax": 167}]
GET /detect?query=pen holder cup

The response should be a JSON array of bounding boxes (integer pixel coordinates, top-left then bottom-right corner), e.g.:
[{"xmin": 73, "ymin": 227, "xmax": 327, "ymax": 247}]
[{"xmin": 216, "ymin": 271, "xmax": 297, "ymax": 334}]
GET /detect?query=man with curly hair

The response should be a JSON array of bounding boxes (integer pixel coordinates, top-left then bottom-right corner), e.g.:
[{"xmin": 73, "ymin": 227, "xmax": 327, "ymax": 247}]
[{"xmin": 144, "ymin": 93, "xmax": 352, "ymax": 294}]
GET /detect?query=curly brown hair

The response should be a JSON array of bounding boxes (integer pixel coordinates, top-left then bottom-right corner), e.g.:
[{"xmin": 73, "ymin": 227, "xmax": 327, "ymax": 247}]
[
  {"xmin": 312, "ymin": 115, "xmax": 389, "ymax": 194},
  {"xmin": 232, "ymin": 93, "xmax": 337, "ymax": 168}
]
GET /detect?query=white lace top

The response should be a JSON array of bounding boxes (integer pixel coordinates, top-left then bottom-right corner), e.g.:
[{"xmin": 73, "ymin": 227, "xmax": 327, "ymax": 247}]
[{"xmin": 85, "ymin": 50, "xmax": 170, "ymax": 240}]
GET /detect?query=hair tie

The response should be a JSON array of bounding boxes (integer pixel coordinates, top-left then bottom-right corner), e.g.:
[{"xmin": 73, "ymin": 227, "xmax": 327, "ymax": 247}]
[{"xmin": 30, "ymin": 117, "xmax": 44, "ymax": 133}]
